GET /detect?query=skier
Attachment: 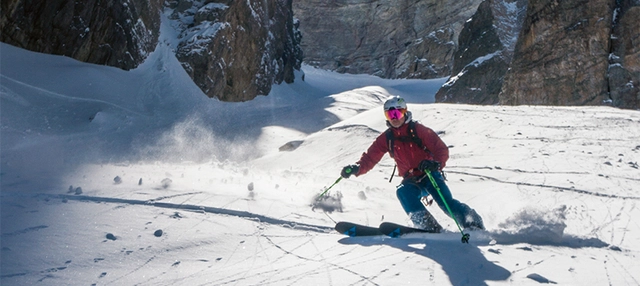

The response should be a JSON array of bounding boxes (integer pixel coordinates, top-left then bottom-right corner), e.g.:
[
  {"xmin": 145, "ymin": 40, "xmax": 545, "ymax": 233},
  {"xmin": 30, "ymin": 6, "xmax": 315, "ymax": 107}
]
[{"xmin": 340, "ymin": 96, "xmax": 484, "ymax": 232}]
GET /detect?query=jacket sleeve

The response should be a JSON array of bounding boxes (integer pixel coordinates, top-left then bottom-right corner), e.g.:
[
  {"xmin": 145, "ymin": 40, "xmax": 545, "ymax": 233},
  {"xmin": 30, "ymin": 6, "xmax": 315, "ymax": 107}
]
[
  {"xmin": 416, "ymin": 124, "xmax": 449, "ymax": 169},
  {"xmin": 355, "ymin": 133, "xmax": 389, "ymax": 176}
]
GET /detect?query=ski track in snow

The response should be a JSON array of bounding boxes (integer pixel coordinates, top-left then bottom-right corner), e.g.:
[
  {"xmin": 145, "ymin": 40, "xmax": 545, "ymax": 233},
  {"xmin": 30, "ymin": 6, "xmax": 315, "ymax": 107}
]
[
  {"xmin": 45, "ymin": 194, "xmax": 335, "ymax": 233},
  {"xmin": 447, "ymin": 169, "xmax": 640, "ymax": 200},
  {"xmin": 5, "ymin": 185, "xmax": 625, "ymax": 285},
  {"xmin": 2, "ymin": 182, "xmax": 636, "ymax": 285},
  {"xmin": 32, "ymin": 191, "xmax": 619, "ymax": 251},
  {"xmin": 0, "ymin": 74, "xmax": 144, "ymax": 116}
]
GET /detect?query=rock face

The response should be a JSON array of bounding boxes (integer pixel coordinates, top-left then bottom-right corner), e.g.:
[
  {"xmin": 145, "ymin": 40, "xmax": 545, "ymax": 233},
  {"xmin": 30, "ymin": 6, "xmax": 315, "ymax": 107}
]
[
  {"xmin": 438, "ymin": 0, "xmax": 639, "ymax": 109},
  {"xmin": 500, "ymin": 0, "xmax": 614, "ymax": 106},
  {"xmin": 436, "ymin": 0, "xmax": 527, "ymax": 104},
  {"xmin": 1, "ymin": 0, "xmax": 163, "ymax": 70},
  {"xmin": 608, "ymin": 2, "xmax": 640, "ymax": 109},
  {"xmin": 293, "ymin": 0, "xmax": 483, "ymax": 79},
  {"xmin": 1, "ymin": 0, "xmax": 303, "ymax": 102},
  {"xmin": 167, "ymin": 0, "xmax": 303, "ymax": 101},
  {"xmin": 3, "ymin": 0, "xmax": 636, "ymax": 107}
]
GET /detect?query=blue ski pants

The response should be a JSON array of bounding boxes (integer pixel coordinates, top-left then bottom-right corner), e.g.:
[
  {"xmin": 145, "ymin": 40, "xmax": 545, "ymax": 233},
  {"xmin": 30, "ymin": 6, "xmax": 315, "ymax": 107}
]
[{"xmin": 396, "ymin": 171, "xmax": 483, "ymax": 229}]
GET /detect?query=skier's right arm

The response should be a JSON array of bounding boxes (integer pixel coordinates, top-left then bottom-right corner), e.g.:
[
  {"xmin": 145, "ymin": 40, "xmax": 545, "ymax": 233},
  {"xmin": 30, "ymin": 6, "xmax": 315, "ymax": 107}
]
[{"xmin": 352, "ymin": 134, "xmax": 388, "ymax": 176}]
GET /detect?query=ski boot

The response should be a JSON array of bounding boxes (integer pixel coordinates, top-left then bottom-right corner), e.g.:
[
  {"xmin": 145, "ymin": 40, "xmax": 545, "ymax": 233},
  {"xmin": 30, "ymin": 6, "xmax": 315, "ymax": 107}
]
[
  {"xmin": 462, "ymin": 209, "xmax": 485, "ymax": 231},
  {"xmin": 409, "ymin": 210, "xmax": 442, "ymax": 233}
]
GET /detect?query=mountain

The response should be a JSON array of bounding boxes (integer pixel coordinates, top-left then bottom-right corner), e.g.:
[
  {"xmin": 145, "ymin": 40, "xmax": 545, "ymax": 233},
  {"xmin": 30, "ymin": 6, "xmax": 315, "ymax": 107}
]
[
  {"xmin": 292, "ymin": 0, "xmax": 483, "ymax": 79},
  {"xmin": 294, "ymin": 0, "xmax": 639, "ymax": 109},
  {"xmin": 0, "ymin": 0, "xmax": 163, "ymax": 70},
  {"xmin": 435, "ymin": 0, "xmax": 527, "ymax": 105},
  {"xmin": 3, "ymin": 0, "xmax": 637, "ymax": 108},
  {"xmin": 165, "ymin": 0, "xmax": 302, "ymax": 102},
  {"xmin": 2, "ymin": 42, "xmax": 640, "ymax": 285},
  {"xmin": 1, "ymin": 0, "xmax": 302, "ymax": 102},
  {"xmin": 436, "ymin": 0, "xmax": 640, "ymax": 109}
]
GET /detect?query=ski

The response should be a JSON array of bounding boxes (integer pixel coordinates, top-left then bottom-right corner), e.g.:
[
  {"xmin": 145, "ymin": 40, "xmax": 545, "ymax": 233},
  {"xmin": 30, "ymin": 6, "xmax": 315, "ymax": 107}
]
[
  {"xmin": 335, "ymin": 221, "xmax": 382, "ymax": 237},
  {"xmin": 335, "ymin": 221, "xmax": 439, "ymax": 237},
  {"xmin": 379, "ymin": 222, "xmax": 437, "ymax": 237}
]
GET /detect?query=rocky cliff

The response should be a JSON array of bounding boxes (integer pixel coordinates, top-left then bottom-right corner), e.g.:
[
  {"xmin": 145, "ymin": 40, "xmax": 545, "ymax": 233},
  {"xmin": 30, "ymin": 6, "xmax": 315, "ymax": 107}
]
[
  {"xmin": 438, "ymin": 0, "xmax": 639, "ymax": 109},
  {"xmin": 2, "ymin": 0, "xmax": 637, "ymax": 107},
  {"xmin": 293, "ymin": 0, "xmax": 483, "ymax": 79},
  {"xmin": 1, "ymin": 0, "xmax": 163, "ymax": 70},
  {"xmin": 1, "ymin": 0, "xmax": 302, "ymax": 102},
  {"xmin": 436, "ymin": 0, "xmax": 527, "ymax": 104},
  {"xmin": 167, "ymin": 0, "xmax": 303, "ymax": 101}
]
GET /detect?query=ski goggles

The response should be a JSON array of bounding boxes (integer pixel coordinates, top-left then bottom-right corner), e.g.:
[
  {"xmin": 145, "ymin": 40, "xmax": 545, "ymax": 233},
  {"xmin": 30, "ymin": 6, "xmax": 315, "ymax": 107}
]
[{"xmin": 385, "ymin": 108, "xmax": 407, "ymax": 120}]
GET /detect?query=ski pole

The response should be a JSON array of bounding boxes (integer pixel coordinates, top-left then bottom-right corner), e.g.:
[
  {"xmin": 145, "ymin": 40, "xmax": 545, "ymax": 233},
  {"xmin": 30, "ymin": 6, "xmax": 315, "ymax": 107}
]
[
  {"xmin": 316, "ymin": 177, "xmax": 343, "ymax": 200},
  {"xmin": 425, "ymin": 171, "xmax": 470, "ymax": 243}
]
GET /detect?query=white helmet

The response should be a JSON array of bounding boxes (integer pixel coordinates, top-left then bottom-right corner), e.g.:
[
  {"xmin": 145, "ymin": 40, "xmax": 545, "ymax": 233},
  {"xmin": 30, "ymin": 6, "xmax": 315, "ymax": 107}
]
[{"xmin": 383, "ymin": 96, "xmax": 407, "ymax": 111}]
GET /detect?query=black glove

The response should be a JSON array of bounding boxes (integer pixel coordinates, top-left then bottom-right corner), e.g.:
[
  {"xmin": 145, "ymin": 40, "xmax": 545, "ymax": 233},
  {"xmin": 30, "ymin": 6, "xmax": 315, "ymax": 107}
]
[
  {"xmin": 418, "ymin": 160, "xmax": 440, "ymax": 172},
  {"xmin": 341, "ymin": 165, "xmax": 360, "ymax": 178}
]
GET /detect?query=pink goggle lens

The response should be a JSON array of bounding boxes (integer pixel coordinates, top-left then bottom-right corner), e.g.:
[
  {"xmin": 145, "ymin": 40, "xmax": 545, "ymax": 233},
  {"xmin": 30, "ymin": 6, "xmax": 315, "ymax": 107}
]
[{"xmin": 385, "ymin": 108, "xmax": 406, "ymax": 120}]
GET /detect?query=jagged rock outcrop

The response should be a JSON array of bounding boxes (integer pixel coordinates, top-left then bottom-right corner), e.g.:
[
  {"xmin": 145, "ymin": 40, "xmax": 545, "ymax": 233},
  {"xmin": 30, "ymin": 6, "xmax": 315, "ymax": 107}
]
[
  {"xmin": 3, "ymin": 0, "xmax": 636, "ymax": 107},
  {"xmin": 499, "ymin": 0, "xmax": 639, "ymax": 109},
  {"xmin": 167, "ymin": 0, "xmax": 303, "ymax": 101},
  {"xmin": 438, "ymin": 0, "xmax": 639, "ymax": 109},
  {"xmin": 499, "ymin": 0, "xmax": 614, "ymax": 106},
  {"xmin": 1, "ymin": 0, "xmax": 303, "ymax": 102},
  {"xmin": 0, "ymin": 0, "xmax": 163, "ymax": 70},
  {"xmin": 436, "ymin": 0, "xmax": 527, "ymax": 104},
  {"xmin": 293, "ymin": 0, "xmax": 483, "ymax": 79}
]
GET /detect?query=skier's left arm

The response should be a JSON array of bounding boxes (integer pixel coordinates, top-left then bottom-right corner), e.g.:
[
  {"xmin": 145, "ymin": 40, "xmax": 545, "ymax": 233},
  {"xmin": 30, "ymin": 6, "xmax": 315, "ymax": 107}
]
[{"xmin": 416, "ymin": 124, "xmax": 449, "ymax": 169}]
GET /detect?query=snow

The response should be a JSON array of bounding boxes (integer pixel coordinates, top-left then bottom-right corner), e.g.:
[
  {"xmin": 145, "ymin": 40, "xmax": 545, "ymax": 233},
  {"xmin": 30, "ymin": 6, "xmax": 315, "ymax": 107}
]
[
  {"xmin": 443, "ymin": 69, "xmax": 465, "ymax": 87},
  {"xmin": 2, "ymin": 30, "xmax": 640, "ymax": 286},
  {"xmin": 471, "ymin": 51, "xmax": 500, "ymax": 67},
  {"xmin": 443, "ymin": 51, "xmax": 501, "ymax": 88},
  {"xmin": 201, "ymin": 3, "xmax": 228, "ymax": 11}
]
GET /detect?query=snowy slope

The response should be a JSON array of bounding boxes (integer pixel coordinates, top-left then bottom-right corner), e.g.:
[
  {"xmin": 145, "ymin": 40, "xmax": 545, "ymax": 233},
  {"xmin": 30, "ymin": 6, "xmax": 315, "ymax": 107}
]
[{"xmin": 2, "ymin": 39, "xmax": 640, "ymax": 286}]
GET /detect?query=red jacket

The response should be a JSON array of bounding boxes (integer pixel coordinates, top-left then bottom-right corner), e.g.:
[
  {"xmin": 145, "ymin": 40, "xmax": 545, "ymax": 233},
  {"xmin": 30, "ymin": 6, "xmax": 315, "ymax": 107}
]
[{"xmin": 356, "ymin": 121, "xmax": 449, "ymax": 178}]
